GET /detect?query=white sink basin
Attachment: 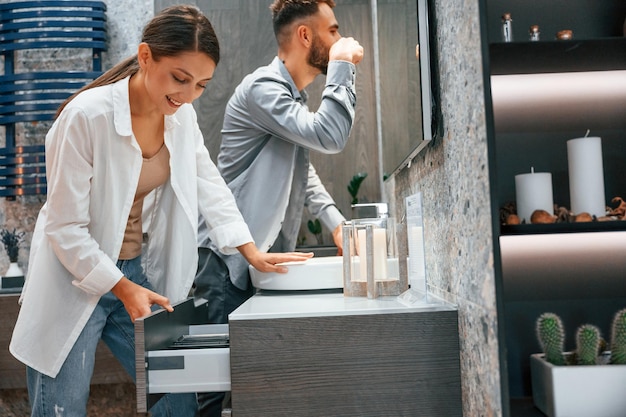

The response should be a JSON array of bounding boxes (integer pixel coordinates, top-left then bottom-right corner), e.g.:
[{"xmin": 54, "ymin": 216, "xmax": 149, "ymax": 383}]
[{"xmin": 249, "ymin": 256, "xmax": 343, "ymax": 291}]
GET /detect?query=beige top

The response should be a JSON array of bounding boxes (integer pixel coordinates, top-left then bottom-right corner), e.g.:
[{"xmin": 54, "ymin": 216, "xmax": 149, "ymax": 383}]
[{"xmin": 119, "ymin": 144, "xmax": 170, "ymax": 260}]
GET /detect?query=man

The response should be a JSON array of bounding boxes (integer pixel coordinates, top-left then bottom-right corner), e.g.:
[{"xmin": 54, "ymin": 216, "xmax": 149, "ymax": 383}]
[{"xmin": 194, "ymin": 1, "xmax": 363, "ymax": 415}]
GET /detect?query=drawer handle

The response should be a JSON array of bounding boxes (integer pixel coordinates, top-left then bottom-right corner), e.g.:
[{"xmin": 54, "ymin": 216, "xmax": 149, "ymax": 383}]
[{"xmin": 147, "ymin": 356, "xmax": 184, "ymax": 370}]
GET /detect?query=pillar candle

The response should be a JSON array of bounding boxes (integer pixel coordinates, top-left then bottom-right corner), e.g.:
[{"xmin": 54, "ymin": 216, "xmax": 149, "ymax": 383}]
[
  {"xmin": 515, "ymin": 168, "xmax": 554, "ymax": 223},
  {"xmin": 357, "ymin": 227, "xmax": 388, "ymax": 281},
  {"xmin": 567, "ymin": 136, "xmax": 606, "ymax": 217},
  {"xmin": 408, "ymin": 226, "xmax": 426, "ymax": 292}
]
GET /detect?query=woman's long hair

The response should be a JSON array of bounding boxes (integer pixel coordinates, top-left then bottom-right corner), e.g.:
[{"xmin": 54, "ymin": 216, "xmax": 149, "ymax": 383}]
[{"xmin": 55, "ymin": 5, "xmax": 220, "ymax": 117}]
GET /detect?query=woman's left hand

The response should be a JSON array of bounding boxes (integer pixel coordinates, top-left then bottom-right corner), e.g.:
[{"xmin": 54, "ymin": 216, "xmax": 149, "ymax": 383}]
[{"xmin": 237, "ymin": 242, "xmax": 313, "ymax": 273}]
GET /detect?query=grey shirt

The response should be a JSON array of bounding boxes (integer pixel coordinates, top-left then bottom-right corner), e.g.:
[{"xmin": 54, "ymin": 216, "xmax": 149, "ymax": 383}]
[{"xmin": 198, "ymin": 57, "xmax": 357, "ymax": 289}]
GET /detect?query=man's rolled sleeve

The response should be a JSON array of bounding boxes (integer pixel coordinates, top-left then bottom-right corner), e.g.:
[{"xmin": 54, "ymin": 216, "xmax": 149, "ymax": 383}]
[{"xmin": 318, "ymin": 204, "xmax": 346, "ymax": 233}]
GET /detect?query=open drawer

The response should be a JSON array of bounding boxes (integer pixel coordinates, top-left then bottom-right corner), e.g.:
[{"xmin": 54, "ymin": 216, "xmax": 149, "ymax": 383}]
[{"xmin": 134, "ymin": 298, "xmax": 230, "ymax": 412}]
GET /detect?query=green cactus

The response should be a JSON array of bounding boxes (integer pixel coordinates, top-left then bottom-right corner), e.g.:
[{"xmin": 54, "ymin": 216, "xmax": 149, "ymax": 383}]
[
  {"xmin": 535, "ymin": 309, "xmax": 626, "ymax": 367},
  {"xmin": 536, "ymin": 312, "xmax": 566, "ymax": 366},
  {"xmin": 598, "ymin": 336, "xmax": 608, "ymax": 355},
  {"xmin": 575, "ymin": 324, "xmax": 601, "ymax": 365},
  {"xmin": 610, "ymin": 308, "xmax": 626, "ymax": 365}
]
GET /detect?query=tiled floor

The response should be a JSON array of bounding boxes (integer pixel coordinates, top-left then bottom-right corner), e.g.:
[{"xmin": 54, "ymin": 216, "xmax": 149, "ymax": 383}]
[{"xmin": 0, "ymin": 383, "xmax": 146, "ymax": 416}]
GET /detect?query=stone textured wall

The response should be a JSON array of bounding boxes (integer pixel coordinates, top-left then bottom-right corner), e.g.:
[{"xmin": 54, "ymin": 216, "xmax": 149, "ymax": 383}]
[{"xmin": 385, "ymin": 0, "xmax": 503, "ymax": 415}]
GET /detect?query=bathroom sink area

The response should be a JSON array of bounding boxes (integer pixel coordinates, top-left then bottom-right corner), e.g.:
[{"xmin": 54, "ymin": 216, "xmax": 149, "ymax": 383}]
[{"xmin": 249, "ymin": 256, "xmax": 344, "ymax": 290}]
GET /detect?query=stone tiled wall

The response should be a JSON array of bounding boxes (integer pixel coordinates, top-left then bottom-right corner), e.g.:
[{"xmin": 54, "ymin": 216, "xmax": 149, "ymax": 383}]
[
  {"xmin": 1, "ymin": 0, "xmax": 504, "ymax": 415},
  {"xmin": 385, "ymin": 1, "xmax": 503, "ymax": 415}
]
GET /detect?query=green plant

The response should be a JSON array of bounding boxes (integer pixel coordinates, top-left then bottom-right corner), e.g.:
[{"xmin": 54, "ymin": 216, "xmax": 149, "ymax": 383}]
[
  {"xmin": 536, "ymin": 312, "xmax": 566, "ymax": 366},
  {"xmin": 0, "ymin": 228, "xmax": 25, "ymax": 263},
  {"xmin": 348, "ymin": 172, "xmax": 367, "ymax": 205},
  {"xmin": 575, "ymin": 324, "xmax": 601, "ymax": 365},
  {"xmin": 536, "ymin": 310, "xmax": 626, "ymax": 366},
  {"xmin": 610, "ymin": 308, "xmax": 626, "ymax": 364},
  {"xmin": 307, "ymin": 219, "xmax": 323, "ymax": 245}
]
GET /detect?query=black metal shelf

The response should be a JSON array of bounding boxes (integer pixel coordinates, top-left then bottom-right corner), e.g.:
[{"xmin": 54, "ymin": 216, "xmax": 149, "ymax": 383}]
[
  {"xmin": 501, "ymin": 220, "xmax": 626, "ymax": 236},
  {"xmin": 489, "ymin": 37, "xmax": 626, "ymax": 75}
]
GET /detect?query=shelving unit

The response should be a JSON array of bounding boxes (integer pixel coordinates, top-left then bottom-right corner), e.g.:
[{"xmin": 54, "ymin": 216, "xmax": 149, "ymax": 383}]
[
  {"xmin": 501, "ymin": 220, "xmax": 626, "ymax": 236},
  {"xmin": 481, "ymin": 1, "xmax": 626, "ymax": 416},
  {"xmin": 490, "ymin": 38, "xmax": 626, "ymax": 75}
]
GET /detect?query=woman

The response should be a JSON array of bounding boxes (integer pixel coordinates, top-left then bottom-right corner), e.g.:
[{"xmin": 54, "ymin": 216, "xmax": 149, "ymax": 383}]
[{"xmin": 10, "ymin": 5, "xmax": 311, "ymax": 416}]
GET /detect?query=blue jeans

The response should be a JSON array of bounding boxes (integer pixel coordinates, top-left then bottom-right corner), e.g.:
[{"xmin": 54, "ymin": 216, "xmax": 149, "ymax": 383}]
[{"xmin": 27, "ymin": 256, "xmax": 198, "ymax": 417}]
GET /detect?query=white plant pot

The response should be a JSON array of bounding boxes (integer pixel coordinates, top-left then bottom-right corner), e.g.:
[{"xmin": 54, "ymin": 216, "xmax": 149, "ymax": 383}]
[
  {"xmin": 4, "ymin": 262, "xmax": 23, "ymax": 277},
  {"xmin": 530, "ymin": 352, "xmax": 626, "ymax": 417}
]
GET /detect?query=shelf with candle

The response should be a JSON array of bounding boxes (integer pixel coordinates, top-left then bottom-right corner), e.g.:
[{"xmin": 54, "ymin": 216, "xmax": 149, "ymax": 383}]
[
  {"xmin": 501, "ymin": 219, "xmax": 626, "ymax": 236},
  {"xmin": 501, "ymin": 130, "xmax": 626, "ymax": 235},
  {"xmin": 500, "ymin": 196, "xmax": 626, "ymax": 235},
  {"xmin": 489, "ymin": 36, "xmax": 626, "ymax": 76}
]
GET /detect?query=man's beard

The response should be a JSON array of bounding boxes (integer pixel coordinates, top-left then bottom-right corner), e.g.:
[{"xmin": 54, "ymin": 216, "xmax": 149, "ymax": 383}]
[{"xmin": 307, "ymin": 34, "xmax": 330, "ymax": 75}]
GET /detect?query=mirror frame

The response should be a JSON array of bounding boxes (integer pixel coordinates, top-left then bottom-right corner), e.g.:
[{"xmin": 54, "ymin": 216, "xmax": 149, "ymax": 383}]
[{"xmin": 376, "ymin": 0, "xmax": 433, "ymax": 179}]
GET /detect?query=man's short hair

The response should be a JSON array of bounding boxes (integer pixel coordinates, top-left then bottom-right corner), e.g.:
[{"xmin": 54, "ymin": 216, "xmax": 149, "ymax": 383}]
[{"xmin": 270, "ymin": 0, "xmax": 336, "ymax": 44}]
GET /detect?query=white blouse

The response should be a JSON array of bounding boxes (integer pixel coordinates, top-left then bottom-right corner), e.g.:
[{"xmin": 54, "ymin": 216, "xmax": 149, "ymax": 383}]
[{"xmin": 10, "ymin": 76, "xmax": 253, "ymax": 377}]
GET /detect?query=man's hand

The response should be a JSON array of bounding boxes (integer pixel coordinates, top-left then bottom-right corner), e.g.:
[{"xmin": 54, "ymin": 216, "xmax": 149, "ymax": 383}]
[
  {"xmin": 237, "ymin": 242, "xmax": 314, "ymax": 273},
  {"xmin": 329, "ymin": 37, "xmax": 364, "ymax": 65},
  {"xmin": 111, "ymin": 277, "xmax": 173, "ymax": 322},
  {"xmin": 332, "ymin": 224, "xmax": 343, "ymax": 256}
]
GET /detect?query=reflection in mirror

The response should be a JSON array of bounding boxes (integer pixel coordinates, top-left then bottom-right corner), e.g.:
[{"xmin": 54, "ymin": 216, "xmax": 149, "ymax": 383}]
[{"xmin": 375, "ymin": 0, "xmax": 432, "ymax": 178}]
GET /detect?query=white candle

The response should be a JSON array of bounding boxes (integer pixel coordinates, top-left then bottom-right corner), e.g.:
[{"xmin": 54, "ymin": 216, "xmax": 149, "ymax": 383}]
[
  {"xmin": 567, "ymin": 136, "xmax": 606, "ymax": 217},
  {"xmin": 408, "ymin": 226, "xmax": 426, "ymax": 292},
  {"xmin": 515, "ymin": 168, "xmax": 554, "ymax": 223},
  {"xmin": 386, "ymin": 258, "xmax": 399, "ymax": 281},
  {"xmin": 356, "ymin": 230, "xmax": 367, "ymax": 282},
  {"xmin": 357, "ymin": 227, "xmax": 388, "ymax": 281}
]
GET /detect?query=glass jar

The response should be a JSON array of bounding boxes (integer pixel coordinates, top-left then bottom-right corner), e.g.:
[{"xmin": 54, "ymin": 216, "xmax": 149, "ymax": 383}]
[
  {"xmin": 501, "ymin": 13, "xmax": 513, "ymax": 42},
  {"xmin": 529, "ymin": 25, "xmax": 540, "ymax": 41}
]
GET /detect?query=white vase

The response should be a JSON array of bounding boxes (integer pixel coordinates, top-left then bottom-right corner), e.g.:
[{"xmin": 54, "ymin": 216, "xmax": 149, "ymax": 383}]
[{"xmin": 4, "ymin": 262, "xmax": 23, "ymax": 277}]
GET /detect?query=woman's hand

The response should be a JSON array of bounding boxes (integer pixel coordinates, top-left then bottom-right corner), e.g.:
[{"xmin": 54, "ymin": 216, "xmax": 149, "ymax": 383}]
[
  {"xmin": 237, "ymin": 242, "xmax": 313, "ymax": 273},
  {"xmin": 111, "ymin": 277, "xmax": 173, "ymax": 322}
]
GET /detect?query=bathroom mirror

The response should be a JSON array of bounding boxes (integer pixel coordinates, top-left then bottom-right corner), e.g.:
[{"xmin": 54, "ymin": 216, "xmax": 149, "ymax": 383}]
[{"xmin": 375, "ymin": 0, "xmax": 433, "ymax": 178}]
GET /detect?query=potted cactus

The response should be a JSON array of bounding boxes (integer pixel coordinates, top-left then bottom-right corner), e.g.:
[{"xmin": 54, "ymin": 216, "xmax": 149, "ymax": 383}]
[{"xmin": 530, "ymin": 310, "xmax": 626, "ymax": 417}]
